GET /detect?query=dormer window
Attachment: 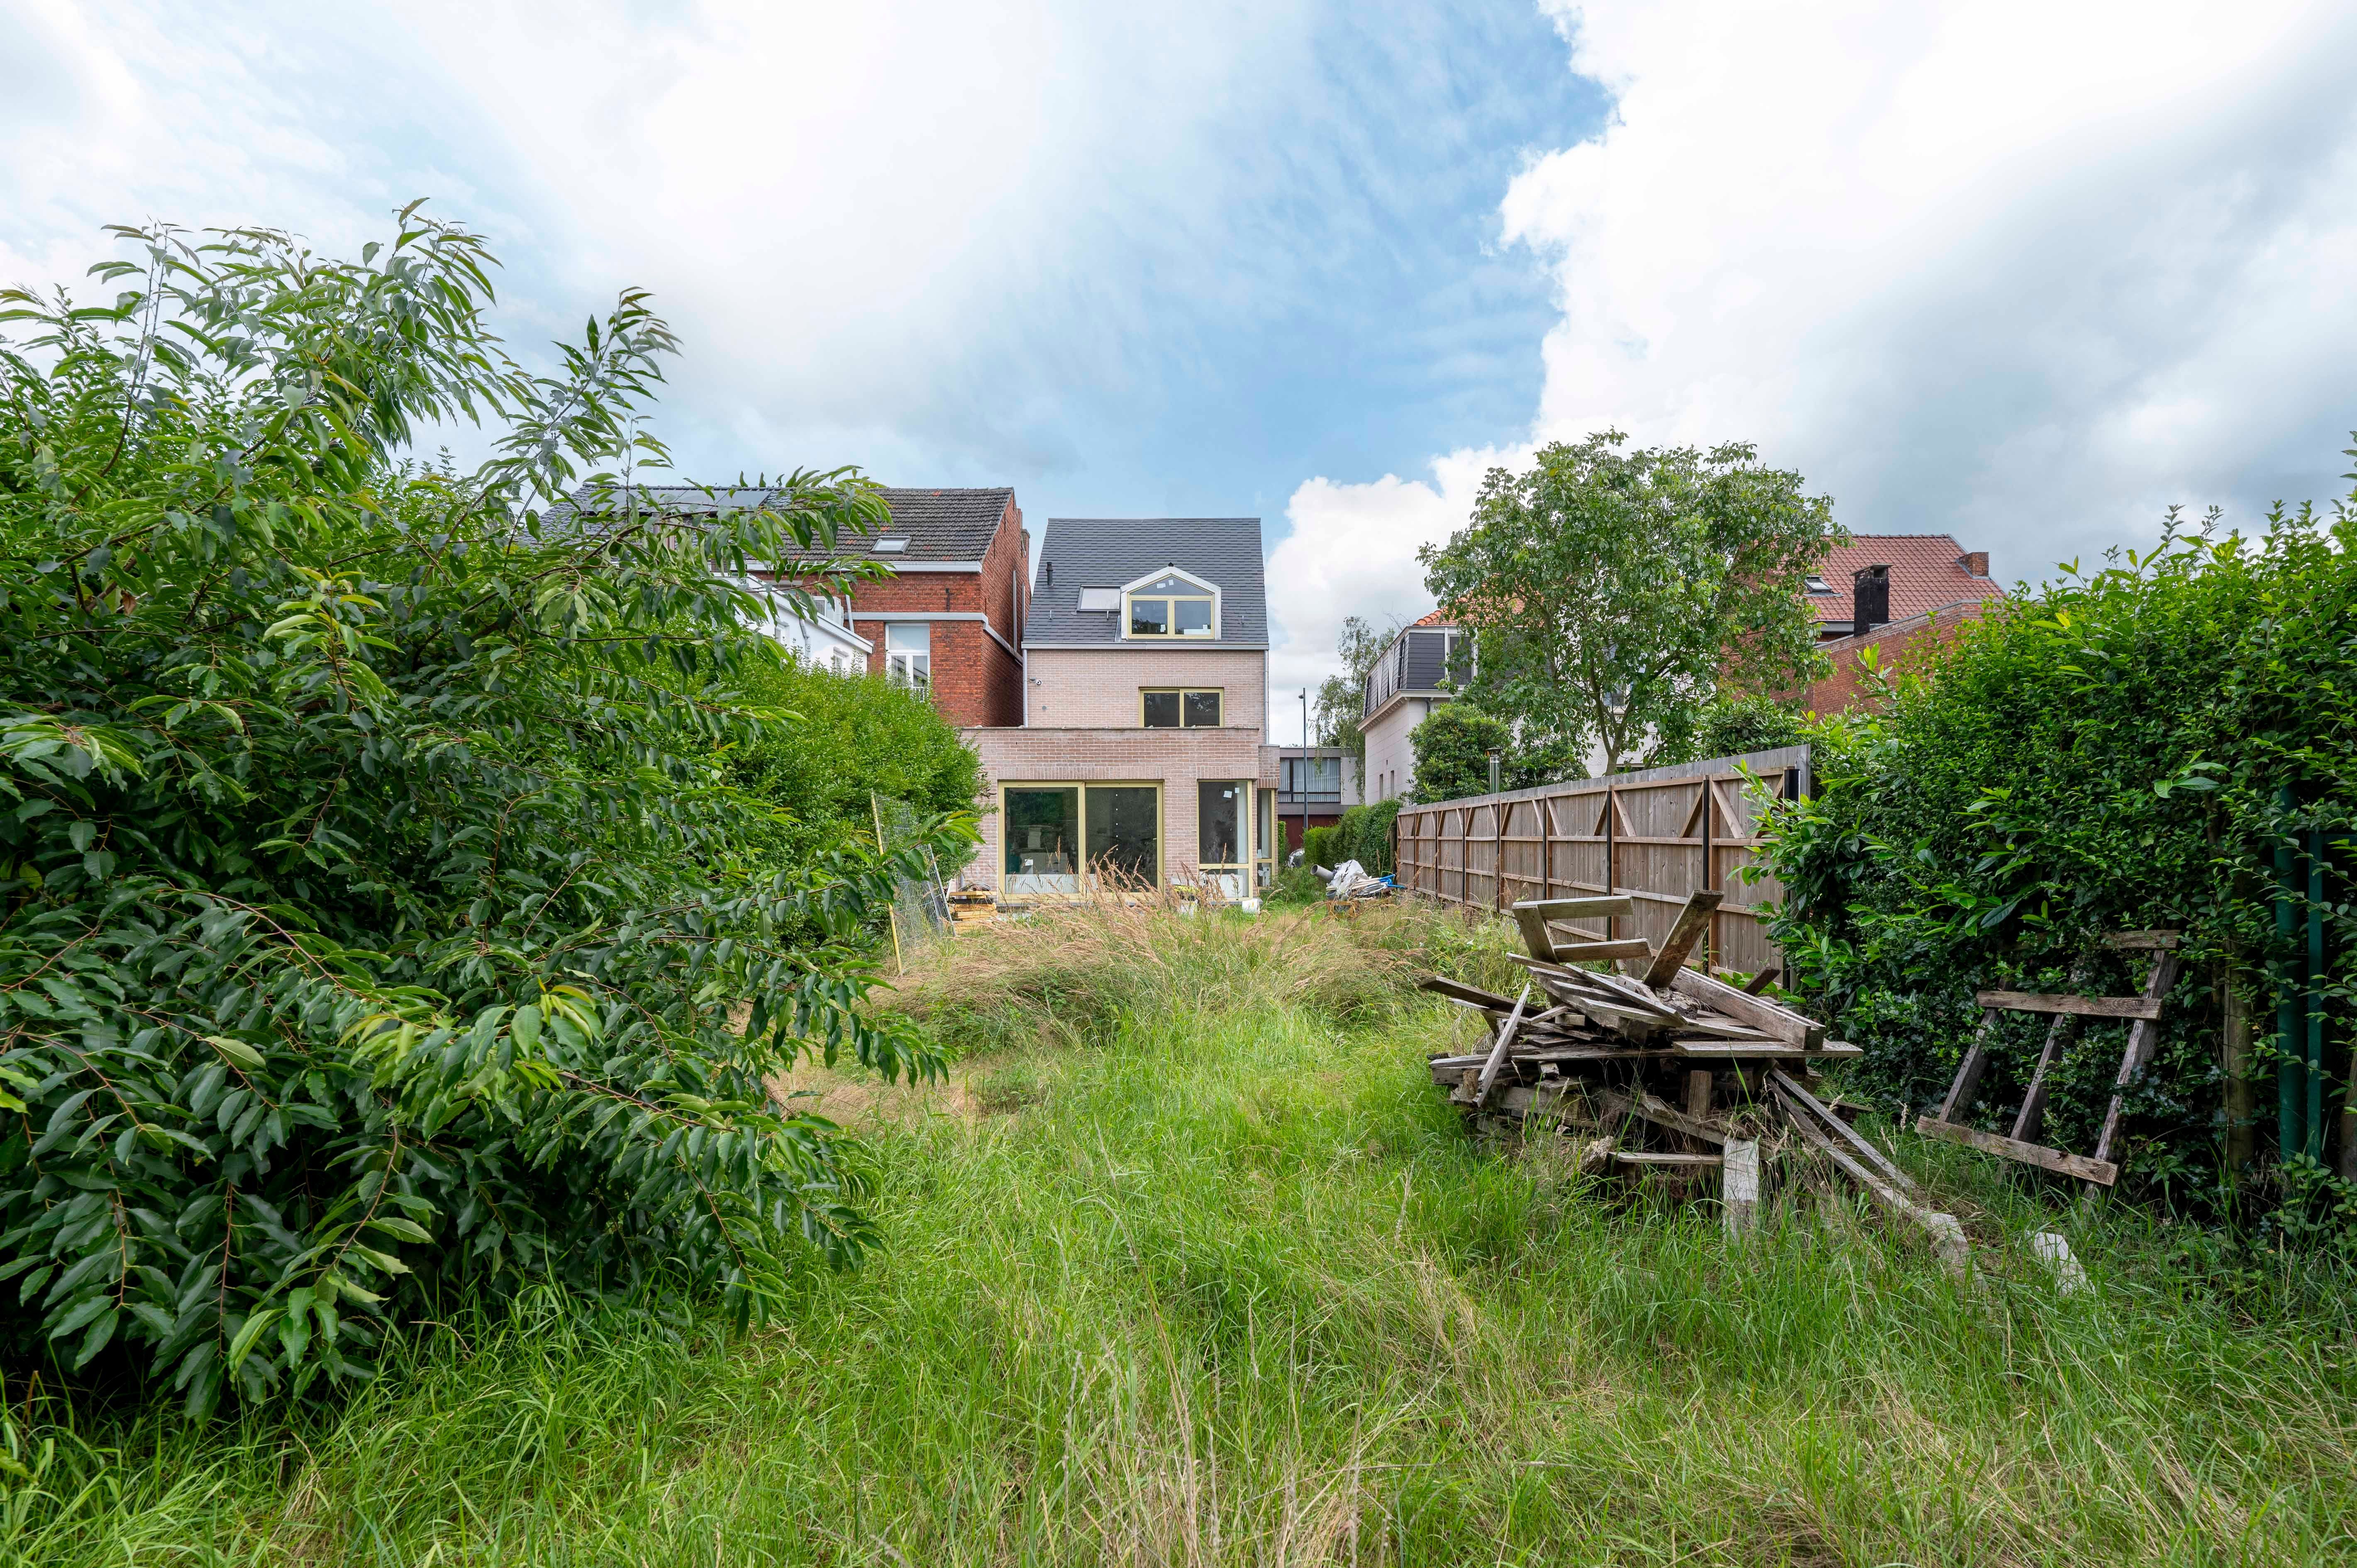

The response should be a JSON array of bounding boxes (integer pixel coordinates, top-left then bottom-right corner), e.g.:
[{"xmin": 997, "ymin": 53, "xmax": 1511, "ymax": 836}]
[{"xmin": 1123, "ymin": 570, "xmax": 1218, "ymax": 639}]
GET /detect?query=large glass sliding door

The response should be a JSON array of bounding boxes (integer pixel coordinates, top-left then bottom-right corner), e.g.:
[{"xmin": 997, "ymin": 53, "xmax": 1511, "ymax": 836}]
[
  {"xmin": 1086, "ymin": 787, "xmax": 1159, "ymax": 889},
  {"xmin": 1002, "ymin": 783, "xmax": 1160, "ymax": 896},
  {"xmin": 1004, "ymin": 788, "xmax": 1080, "ymax": 895}
]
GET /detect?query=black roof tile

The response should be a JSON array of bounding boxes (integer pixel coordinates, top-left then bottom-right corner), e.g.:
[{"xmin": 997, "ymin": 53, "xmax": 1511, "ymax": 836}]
[{"xmin": 1027, "ymin": 517, "xmax": 1266, "ymax": 649}]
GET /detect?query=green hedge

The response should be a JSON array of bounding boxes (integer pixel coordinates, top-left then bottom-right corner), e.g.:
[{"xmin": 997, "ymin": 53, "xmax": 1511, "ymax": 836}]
[
  {"xmin": 1303, "ymin": 825, "xmax": 1342, "ymax": 873},
  {"xmin": 1337, "ymin": 798, "xmax": 1403, "ymax": 876},
  {"xmin": 1760, "ymin": 503, "xmax": 2355, "ymax": 1220}
]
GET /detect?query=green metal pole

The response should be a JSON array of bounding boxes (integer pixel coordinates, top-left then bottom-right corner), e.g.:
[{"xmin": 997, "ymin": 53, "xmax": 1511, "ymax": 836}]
[
  {"xmin": 2277, "ymin": 786, "xmax": 2304, "ymax": 1161},
  {"xmin": 2308, "ymin": 826, "xmax": 2327, "ymax": 1161}
]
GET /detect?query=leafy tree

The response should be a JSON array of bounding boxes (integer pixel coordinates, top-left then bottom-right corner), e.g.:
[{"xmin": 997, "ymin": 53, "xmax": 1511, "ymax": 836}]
[
  {"xmin": 1408, "ymin": 705, "xmax": 1510, "ymax": 802},
  {"xmin": 1420, "ymin": 432, "xmax": 1839, "ymax": 773},
  {"xmin": 1311, "ymin": 614, "xmax": 1391, "ymax": 764},
  {"xmin": 0, "ymin": 210, "xmax": 961, "ymax": 1415},
  {"xmin": 1408, "ymin": 705, "xmax": 1569, "ymax": 802},
  {"xmin": 1668, "ymin": 693, "xmax": 1809, "ymax": 765}
]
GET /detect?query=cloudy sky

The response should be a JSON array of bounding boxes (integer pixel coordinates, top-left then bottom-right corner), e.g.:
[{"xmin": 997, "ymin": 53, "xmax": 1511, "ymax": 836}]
[{"xmin": 8, "ymin": 1, "xmax": 2355, "ymax": 739}]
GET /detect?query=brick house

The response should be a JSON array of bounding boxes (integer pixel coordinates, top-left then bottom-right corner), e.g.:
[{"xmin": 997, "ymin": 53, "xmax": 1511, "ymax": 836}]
[
  {"xmin": 556, "ymin": 483, "xmax": 1031, "ymax": 727},
  {"xmin": 1804, "ymin": 535, "xmax": 2002, "ymax": 640},
  {"xmin": 962, "ymin": 517, "xmax": 1279, "ymax": 900},
  {"xmin": 834, "ymin": 487, "xmax": 1030, "ymax": 728},
  {"xmin": 1799, "ymin": 535, "xmax": 2007, "ymax": 715}
]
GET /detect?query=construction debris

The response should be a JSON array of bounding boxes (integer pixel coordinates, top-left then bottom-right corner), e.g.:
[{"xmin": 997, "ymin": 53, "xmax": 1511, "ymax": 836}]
[
  {"xmin": 1423, "ymin": 891, "xmax": 1971, "ymax": 1272},
  {"xmin": 1315, "ymin": 861, "xmax": 1395, "ymax": 900}
]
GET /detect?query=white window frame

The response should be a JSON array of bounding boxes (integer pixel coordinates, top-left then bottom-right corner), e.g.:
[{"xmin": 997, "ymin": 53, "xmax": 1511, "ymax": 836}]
[{"xmin": 886, "ymin": 622, "xmax": 931, "ymax": 688}]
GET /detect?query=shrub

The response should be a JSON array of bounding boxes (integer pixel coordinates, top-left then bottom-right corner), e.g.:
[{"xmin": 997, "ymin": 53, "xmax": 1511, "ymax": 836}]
[
  {"xmin": 1336, "ymin": 798, "xmax": 1403, "ymax": 876},
  {"xmin": 1408, "ymin": 705, "xmax": 1573, "ymax": 803},
  {"xmin": 720, "ymin": 656, "xmax": 981, "ymax": 876},
  {"xmin": 1759, "ymin": 500, "xmax": 2356, "ymax": 1217},
  {"xmin": 1408, "ymin": 705, "xmax": 1512, "ymax": 802},
  {"xmin": 1303, "ymin": 825, "xmax": 1342, "ymax": 872},
  {"xmin": 0, "ymin": 212, "xmax": 959, "ymax": 1415}
]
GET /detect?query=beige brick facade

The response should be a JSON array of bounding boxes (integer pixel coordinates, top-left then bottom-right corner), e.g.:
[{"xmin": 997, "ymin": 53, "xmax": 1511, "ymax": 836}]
[
  {"xmin": 1024, "ymin": 646, "xmax": 1266, "ymax": 732},
  {"xmin": 959, "ymin": 726, "xmax": 1280, "ymax": 895}
]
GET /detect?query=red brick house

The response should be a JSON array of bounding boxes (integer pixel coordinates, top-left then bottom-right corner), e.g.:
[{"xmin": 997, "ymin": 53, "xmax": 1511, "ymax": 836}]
[
  {"xmin": 1801, "ymin": 534, "xmax": 2006, "ymax": 715},
  {"xmin": 836, "ymin": 488, "xmax": 1029, "ymax": 728},
  {"xmin": 559, "ymin": 483, "xmax": 1030, "ymax": 728},
  {"xmin": 1804, "ymin": 535, "xmax": 2002, "ymax": 640}
]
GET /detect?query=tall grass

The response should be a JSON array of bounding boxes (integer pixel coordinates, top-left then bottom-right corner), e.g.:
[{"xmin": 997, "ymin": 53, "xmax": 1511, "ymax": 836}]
[{"xmin": 12, "ymin": 903, "xmax": 2354, "ymax": 1565}]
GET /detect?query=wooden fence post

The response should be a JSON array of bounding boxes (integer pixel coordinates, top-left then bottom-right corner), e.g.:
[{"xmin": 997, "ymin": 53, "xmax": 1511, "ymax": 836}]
[{"xmin": 1494, "ymin": 798, "xmax": 1506, "ymax": 912}]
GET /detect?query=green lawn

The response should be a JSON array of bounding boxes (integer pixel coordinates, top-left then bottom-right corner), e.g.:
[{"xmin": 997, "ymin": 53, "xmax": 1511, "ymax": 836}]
[{"xmin": 18, "ymin": 906, "xmax": 2355, "ymax": 1565}]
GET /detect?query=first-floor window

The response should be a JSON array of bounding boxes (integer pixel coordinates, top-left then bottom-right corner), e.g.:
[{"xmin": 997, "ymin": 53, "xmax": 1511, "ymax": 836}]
[
  {"xmin": 1142, "ymin": 688, "xmax": 1223, "ymax": 727},
  {"xmin": 886, "ymin": 622, "xmax": 930, "ymax": 688}
]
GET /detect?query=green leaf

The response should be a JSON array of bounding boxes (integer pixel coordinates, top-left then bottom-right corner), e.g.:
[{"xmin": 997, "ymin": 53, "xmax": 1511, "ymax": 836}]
[
  {"xmin": 227, "ymin": 1308, "xmax": 283, "ymax": 1370},
  {"xmin": 206, "ymin": 1035, "xmax": 268, "ymax": 1071}
]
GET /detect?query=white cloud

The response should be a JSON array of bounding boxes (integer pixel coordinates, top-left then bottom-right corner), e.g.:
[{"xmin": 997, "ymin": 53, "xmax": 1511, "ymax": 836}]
[
  {"xmin": 1264, "ymin": 451, "xmax": 1508, "ymax": 716},
  {"xmin": 2, "ymin": 0, "xmax": 1324, "ymax": 470},
  {"xmin": 1268, "ymin": 0, "xmax": 2357, "ymax": 694}
]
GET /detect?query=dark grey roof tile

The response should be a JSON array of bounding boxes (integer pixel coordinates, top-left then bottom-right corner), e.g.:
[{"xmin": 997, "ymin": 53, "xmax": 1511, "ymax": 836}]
[{"xmin": 1027, "ymin": 517, "xmax": 1266, "ymax": 648}]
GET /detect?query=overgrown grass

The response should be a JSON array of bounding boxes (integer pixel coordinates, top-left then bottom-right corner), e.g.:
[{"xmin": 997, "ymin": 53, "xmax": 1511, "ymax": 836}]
[{"xmin": 12, "ymin": 904, "xmax": 2354, "ymax": 1565}]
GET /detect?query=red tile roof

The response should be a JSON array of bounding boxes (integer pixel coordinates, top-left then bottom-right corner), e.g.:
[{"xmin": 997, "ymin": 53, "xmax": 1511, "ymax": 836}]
[
  {"xmin": 1810, "ymin": 534, "xmax": 2002, "ymax": 627},
  {"xmin": 1410, "ymin": 607, "xmax": 1456, "ymax": 627}
]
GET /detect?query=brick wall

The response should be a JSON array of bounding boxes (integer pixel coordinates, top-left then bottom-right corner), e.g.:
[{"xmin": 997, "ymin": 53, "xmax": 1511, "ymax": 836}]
[
  {"xmin": 1024, "ymin": 646, "xmax": 1266, "ymax": 732},
  {"xmin": 1804, "ymin": 599, "xmax": 1991, "ymax": 715},
  {"xmin": 960, "ymin": 725, "xmax": 1279, "ymax": 892},
  {"xmin": 842, "ymin": 496, "xmax": 1027, "ymax": 727}
]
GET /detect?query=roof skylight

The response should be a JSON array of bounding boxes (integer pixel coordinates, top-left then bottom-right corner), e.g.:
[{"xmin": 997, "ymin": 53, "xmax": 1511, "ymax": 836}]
[
  {"xmin": 871, "ymin": 537, "xmax": 909, "ymax": 554},
  {"xmin": 1076, "ymin": 587, "xmax": 1121, "ymax": 611}
]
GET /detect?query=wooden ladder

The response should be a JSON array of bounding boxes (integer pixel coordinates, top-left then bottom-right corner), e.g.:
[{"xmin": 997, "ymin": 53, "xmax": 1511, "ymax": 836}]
[{"xmin": 1915, "ymin": 930, "xmax": 2180, "ymax": 1188}]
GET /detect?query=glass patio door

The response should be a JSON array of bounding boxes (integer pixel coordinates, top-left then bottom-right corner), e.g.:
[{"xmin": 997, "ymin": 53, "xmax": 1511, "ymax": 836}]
[
  {"xmin": 1004, "ymin": 788, "xmax": 1080, "ymax": 894},
  {"xmin": 1085, "ymin": 786, "xmax": 1160, "ymax": 890}
]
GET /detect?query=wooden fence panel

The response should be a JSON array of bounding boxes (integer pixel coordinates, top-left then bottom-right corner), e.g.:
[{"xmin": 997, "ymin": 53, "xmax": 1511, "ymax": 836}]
[{"xmin": 1391, "ymin": 745, "xmax": 1809, "ymax": 977}]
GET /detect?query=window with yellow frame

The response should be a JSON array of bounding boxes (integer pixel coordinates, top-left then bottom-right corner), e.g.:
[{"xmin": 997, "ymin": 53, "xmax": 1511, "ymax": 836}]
[
  {"xmin": 1140, "ymin": 688, "xmax": 1222, "ymax": 728},
  {"xmin": 1124, "ymin": 572, "xmax": 1217, "ymax": 639}
]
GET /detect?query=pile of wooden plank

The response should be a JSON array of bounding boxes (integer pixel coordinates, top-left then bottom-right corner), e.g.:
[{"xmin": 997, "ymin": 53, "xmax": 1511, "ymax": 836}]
[{"xmin": 1424, "ymin": 891, "xmax": 1970, "ymax": 1268}]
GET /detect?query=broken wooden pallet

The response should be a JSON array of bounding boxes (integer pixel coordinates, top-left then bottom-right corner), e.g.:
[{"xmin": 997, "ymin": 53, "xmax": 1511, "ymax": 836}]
[
  {"xmin": 1422, "ymin": 887, "xmax": 1967, "ymax": 1266},
  {"xmin": 1915, "ymin": 930, "xmax": 2181, "ymax": 1189}
]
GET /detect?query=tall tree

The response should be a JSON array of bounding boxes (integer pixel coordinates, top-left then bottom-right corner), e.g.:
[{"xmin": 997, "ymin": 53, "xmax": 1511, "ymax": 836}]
[
  {"xmin": 1420, "ymin": 432, "xmax": 1839, "ymax": 773},
  {"xmin": 1310, "ymin": 614, "xmax": 1391, "ymax": 763}
]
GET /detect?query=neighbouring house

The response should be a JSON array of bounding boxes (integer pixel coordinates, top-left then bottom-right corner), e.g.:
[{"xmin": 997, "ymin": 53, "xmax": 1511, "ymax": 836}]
[
  {"xmin": 1799, "ymin": 536, "xmax": 2007, "ymax": 715},
  {"xmin": 961, "ymin": 517, "xmax": 1279, "ymax": 900},
  {"xmin": 556, "ymin": 483, "xmax": 1031, "ymax": 725},
  {"xmin": 1268, "ymin": 745, "xmax": 1360, "ymax": 853},
  {"xmin": 837, "ymin": 487, "xmax": 1030, "ymax": 727},
  {"xmin": 756, "ymin": 591, "xmax": 871, "ymax": 674},
  {"xmin": 1359, "ymin": 611, "xmax": 1466, "ymax": 803},
  {"xmin": 1804, "ymin": 536, "xmax": 2002, "ymax": 640},
  {"xmin": 1804, "ymin": 598, "xmax": 2001, "ymax": 715}
]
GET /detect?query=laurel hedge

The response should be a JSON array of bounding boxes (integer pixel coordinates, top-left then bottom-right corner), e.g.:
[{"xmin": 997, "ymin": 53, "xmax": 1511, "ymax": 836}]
[{"xmin": 1760, "ymin": 494, "xmax": 2355, "ymax": 1221}]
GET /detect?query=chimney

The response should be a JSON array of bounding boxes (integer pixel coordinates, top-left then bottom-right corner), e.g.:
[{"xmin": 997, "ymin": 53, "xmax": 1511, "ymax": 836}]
[
  {"xmin": 1852, "ymin": 564, "xmax": 1891, "ymax": 635},
  {"xmin": 1959, "ymin": 550, "xmax": 1989, "ymax": 578}
]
